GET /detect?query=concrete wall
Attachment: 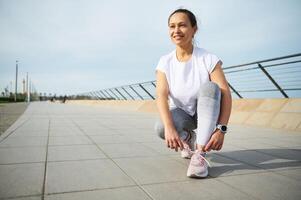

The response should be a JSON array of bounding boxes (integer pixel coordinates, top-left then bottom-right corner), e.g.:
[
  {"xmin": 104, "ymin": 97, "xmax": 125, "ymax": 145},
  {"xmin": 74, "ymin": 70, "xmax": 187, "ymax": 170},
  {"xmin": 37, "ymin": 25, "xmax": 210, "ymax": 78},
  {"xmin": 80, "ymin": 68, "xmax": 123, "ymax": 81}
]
[{"xmin": 67, "ymin": 98, "xmax": 301, "ymax": 132}]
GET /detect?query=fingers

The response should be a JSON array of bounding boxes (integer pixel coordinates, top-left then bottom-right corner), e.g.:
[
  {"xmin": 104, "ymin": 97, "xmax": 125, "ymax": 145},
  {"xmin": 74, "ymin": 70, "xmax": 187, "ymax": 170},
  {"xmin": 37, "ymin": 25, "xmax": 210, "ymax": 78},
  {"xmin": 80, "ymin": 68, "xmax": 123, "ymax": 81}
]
[
  {"xmin": 166, "ymin": 138, "xmax": 183, "ymax": 152},
  {"xmin": 204, "ymin": 140, "xmax": 213, "ymax": 152},
  {"xmin": 177, "ymin": 139, "xmax": 184, "ymax": 150}
]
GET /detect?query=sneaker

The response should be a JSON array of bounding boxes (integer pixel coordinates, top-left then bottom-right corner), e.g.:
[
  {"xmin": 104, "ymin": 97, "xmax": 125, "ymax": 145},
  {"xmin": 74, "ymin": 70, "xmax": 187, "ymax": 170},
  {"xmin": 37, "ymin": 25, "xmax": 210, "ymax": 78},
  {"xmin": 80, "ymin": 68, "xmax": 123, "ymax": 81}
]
[
  {"xmin": 187, "ymin": 150, "xmax": 211, "ymax": 178},
  {"xmin": 180, "ymin": 130, "xmax": 196, "ymax": 159}
]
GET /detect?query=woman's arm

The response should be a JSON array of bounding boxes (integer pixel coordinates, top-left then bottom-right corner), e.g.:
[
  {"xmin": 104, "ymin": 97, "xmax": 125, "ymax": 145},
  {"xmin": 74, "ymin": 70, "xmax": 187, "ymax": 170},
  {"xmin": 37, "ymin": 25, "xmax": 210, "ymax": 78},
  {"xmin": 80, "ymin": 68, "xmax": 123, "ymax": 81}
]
[
  {"xmin": 204, "ymin": 61, "xmax": 232, "ymax": 151},
  {"xmin": 156, "ymin": 71, "xmax": 184, "ymax": 151}
]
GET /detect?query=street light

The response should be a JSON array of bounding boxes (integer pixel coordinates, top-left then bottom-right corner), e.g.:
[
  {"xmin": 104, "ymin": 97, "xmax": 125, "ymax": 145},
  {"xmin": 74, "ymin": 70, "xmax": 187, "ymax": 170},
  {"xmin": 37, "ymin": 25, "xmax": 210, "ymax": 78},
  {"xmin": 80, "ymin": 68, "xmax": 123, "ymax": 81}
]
[{"xmin": 14, "ymin": 60, "xmax": 18, "ymax": 102}]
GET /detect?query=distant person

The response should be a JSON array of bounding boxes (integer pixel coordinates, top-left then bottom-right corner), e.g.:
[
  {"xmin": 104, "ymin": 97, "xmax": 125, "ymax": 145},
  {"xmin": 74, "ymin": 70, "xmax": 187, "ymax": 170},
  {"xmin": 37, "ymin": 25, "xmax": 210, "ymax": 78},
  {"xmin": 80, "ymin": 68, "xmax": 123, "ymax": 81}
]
[
  {"xmin": 62, "ymin": 95, "xmax": 67, "ymax": 103},
  {"xmin": 154, "ymin": 9, "xmax": 232, "ymax": 178}
]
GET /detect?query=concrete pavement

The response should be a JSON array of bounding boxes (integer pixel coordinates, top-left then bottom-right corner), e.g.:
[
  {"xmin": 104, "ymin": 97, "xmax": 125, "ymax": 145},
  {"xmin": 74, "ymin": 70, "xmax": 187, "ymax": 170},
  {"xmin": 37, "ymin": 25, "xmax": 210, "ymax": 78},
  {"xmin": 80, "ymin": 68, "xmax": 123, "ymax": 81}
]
[{"xmin": 0, "ymin": 102, "xmax": 300, "ymax": 200}]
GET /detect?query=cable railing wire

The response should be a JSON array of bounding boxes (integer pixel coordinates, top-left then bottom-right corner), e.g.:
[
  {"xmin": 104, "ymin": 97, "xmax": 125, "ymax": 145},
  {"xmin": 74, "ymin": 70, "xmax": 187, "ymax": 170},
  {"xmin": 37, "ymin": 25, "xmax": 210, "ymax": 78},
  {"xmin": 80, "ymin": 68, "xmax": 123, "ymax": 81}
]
[{"xmin": 72, "ymin": 53, "xmax": 301, "ymax": 100}]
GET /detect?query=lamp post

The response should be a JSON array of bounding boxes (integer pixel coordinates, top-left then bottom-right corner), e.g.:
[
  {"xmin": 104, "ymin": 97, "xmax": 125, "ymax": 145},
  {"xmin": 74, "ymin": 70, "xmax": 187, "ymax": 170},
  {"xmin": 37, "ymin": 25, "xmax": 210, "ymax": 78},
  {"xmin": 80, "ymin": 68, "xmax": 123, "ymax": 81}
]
[
  {"xmin": 14, "ymin": 60, "xmax": 18, "ymax": 102},
  {"xmin": 26, "ymin": 73, "xmax": 30, "ymax": 102}
]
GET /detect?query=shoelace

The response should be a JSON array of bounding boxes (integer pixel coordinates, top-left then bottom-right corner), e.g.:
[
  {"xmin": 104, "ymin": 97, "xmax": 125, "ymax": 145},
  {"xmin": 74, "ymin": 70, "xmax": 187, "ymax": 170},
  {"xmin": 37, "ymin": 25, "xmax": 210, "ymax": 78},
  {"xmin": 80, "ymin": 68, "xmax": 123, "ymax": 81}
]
[{"xmin": 191, "ymin": 151, "xmax": 211, "ymax": 168}]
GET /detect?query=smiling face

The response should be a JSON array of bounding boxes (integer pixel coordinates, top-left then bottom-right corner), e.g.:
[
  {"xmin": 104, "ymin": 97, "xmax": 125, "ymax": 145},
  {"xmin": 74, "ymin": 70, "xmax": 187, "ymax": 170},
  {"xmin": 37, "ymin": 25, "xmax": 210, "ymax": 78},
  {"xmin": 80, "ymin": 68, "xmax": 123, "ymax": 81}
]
[{"xmin": 168, "ymin": 12, "xmax": 197, "ymax": 47}]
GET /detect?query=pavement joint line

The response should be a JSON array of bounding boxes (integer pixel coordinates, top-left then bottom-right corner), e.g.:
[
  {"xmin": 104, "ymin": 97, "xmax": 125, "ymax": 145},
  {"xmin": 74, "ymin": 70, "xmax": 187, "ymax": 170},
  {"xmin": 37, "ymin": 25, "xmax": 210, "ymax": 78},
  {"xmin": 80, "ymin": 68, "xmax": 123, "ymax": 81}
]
[
  {"xmin": 0, "ymin": 161, "xmax": 45, "ymax": 166},
  {"xmin": 41, "ymin": 118, "xmax": 51, "ymax": 200},
  {"xmin": 0, "ymin": 117, "xmax": 31, "ymax": 143},
  {"xmin": 47, "ymin": 158, "xmax": 109, "ymax": 163},
  {"xmin": 0, "ymin": 194, "xmax": 42, "ymax": 200},
  {"xmin": 44, "ymin": 184, "xmax": 145, "ymax": 196},
  {"xmin": 70, "ymin": 118, "xmax": 156, "ymax": 200}
]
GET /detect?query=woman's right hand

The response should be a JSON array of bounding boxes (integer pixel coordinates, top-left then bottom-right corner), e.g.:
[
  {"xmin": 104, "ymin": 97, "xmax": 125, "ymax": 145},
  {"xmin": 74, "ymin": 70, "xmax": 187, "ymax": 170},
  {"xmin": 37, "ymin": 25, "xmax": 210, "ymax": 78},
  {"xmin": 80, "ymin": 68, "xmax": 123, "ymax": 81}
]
[{"xmin": 164, "ymin": 127, "xmax": 184, "ymax": 152}]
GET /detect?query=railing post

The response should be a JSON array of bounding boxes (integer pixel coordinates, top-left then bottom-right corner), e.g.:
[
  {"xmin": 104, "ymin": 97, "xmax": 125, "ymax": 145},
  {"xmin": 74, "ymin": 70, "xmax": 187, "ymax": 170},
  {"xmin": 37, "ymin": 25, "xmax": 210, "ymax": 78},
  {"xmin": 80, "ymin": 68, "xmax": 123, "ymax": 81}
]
[
  {"xmin": 104, "ymin": 90, "xmax": 114, "ymax": 99},
  {"xmin": 151, "ymin": 81, "xmax": 156, "ymax": 88},
  {"xmin": 115, "ymin": 88, "xmax": 127, "ymax": 100},
  {"xmin": 89, "ymin": 92, "xmax": 94, "ymax": 100},
  {"xmin": 96, "ymin": 91, "xmax": 105, "ymax": 100},
  {"xmin": 122, "ymin": 87, "xmax": 135, "ymax": 100},
  {"xmin": 129, "ymin": 85, "xmax": 144, "ymax": 100},
  {"xmin": 139, "ymin": 84, "xmax": 155, "ymax": 100},
  {"xmin": 100, "ymin": 90, "xmax": 108, "ymax": 100},
  {"xmin": 92, "ymin": 92, "xmax": 101, "ymax": 100},
  {"xmin": 109, "ymin": 89, "xmax": 120, "ymax": 100},
  {"xmin": 228, "ymin": 83, "xmax": 243, "ymax": 98},
  {"xmin": 258, "ymin": 63, "xmax": 289, "ymax": 98}
]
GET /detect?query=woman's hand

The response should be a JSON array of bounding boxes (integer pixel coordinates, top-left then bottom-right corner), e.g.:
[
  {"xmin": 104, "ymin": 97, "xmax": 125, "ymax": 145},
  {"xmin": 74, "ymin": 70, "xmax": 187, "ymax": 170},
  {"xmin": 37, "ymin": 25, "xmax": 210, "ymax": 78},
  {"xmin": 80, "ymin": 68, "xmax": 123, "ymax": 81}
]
[
  {"xmin": 164, "ymin": 127, "xmax": 184, "ymax": 152},
  {"xmin": 204, "ymin": 129, "xmax": 225, "ymax": 152}
]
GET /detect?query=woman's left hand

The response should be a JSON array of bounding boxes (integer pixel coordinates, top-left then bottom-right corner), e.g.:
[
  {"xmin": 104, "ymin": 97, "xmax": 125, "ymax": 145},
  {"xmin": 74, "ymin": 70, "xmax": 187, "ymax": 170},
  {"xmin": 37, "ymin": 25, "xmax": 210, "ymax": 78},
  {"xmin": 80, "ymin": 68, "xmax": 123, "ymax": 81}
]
[{"xmin": 204, "ymin": 129, "xmax": 225, "ymax": 152}]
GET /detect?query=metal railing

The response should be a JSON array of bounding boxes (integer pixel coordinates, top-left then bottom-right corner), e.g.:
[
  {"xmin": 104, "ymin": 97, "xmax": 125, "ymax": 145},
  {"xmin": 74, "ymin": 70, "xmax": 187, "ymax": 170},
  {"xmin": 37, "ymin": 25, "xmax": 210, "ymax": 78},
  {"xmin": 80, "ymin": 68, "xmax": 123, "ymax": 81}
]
[{"xmin": 73, "ymin": 53, "xmax": 301, "ymax": 100}]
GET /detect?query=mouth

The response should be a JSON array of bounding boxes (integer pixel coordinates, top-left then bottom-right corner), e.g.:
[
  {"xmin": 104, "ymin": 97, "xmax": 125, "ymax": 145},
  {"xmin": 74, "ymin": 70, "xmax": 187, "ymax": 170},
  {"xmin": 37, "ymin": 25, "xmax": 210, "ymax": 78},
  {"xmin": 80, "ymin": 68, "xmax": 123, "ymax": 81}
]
[{"xmin": 173, "ymin": 35, "xmax": 184, "ymax": 40}]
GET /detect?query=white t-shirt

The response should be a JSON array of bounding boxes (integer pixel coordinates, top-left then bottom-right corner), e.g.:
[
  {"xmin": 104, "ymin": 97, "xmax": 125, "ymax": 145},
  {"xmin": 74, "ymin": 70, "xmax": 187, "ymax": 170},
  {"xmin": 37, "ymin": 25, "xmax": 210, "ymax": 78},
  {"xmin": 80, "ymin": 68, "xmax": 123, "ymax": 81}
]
[{"xmin": 156, "ymin": 46, "xmax": 221, "ymax": 116}]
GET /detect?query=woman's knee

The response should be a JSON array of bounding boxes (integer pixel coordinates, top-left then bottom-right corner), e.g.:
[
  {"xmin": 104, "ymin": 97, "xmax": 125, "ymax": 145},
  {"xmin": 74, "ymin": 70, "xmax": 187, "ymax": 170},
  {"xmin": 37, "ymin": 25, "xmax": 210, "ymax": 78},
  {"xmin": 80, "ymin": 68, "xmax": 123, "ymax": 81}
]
[{"xmin": 198, "ymin": 82, "xmax": 221, "ymax": 100}]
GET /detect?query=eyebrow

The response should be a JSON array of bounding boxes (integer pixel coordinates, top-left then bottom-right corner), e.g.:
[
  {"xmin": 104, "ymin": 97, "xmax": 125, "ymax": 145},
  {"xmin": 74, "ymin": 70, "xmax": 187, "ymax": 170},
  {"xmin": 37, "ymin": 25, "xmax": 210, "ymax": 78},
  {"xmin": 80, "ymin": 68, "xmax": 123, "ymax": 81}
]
[{"xmin": 169, "ymin": 22, "xmax": 186, "ymax": 26}]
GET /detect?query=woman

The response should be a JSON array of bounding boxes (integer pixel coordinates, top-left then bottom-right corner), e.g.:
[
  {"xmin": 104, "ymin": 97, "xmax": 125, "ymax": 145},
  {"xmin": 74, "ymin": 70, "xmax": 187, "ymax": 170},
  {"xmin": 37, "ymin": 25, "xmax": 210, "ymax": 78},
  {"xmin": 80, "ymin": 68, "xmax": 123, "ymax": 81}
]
[{"xmin": 154, "ymin": 9, "xmax": 232, "ymax": 178}]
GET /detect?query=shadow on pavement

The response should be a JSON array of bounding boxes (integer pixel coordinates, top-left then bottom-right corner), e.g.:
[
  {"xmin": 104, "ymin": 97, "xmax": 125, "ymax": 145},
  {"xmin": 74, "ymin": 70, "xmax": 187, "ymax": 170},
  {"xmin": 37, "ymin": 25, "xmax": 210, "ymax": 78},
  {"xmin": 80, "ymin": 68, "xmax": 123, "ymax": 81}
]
[{"xmin": 208, "ymin": 148, "xmax": 301, "ymax": 177}]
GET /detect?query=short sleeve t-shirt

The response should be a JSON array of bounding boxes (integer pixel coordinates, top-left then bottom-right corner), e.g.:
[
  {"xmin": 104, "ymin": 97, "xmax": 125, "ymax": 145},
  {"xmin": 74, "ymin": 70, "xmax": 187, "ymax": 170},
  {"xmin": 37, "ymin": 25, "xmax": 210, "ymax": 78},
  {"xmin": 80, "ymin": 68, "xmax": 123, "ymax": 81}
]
[{"xmin": 156, "ymin": 46, "xmax": 221, "ymax": 116}]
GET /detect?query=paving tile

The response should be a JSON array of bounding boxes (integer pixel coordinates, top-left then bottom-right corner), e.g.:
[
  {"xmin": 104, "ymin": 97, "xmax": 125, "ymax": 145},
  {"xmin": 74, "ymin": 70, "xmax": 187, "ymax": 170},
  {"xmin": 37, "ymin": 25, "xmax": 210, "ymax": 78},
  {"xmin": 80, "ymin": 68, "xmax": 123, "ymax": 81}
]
[
  {"xmin": 0, "ymin": 146, "xmax": 46, "ymax": 164},
  {"xmin": 46, "ymin": 159, "xmax": 135, "ymax": 194},
  {"xmin": 48, "ymin": 145, "xmax": 107, "ymax": 161},
  {"xmin": 143, "ymin": 179, "xmax": 255, "ymax": 200},
  {"xmin": 49, "ymin": 129, "xmax": 85, "ymax": 136},
  {"xmin": 45, "ymin": 186, "xmax": 151, "ymax": 200},
  {"xmin": 83, "ymin": 128, "xmax": 120, "ymax": 136},
  {"xmin": 90, "ymin": 135, "xmax": 133, "ymax": 144},
  {"xmin": 99, "ymin": 143, "xmax": 159, "ymax": 158},
  {"xmin": 0, "ymin": 136, "xmax": 48, "ymax": 147},
  {"xmin": 207, "ymin": 153, "xmax": 264, "ymax": 177},
  {"xmin": 272, "ymin": 167, "xmax": 301, "ymax": 181},
  {"xmin": 226, "ymin": 138, "xmax": 279, "ymax": 150},
  {"xmin": 48, "ymin": 136, "xmax": 92, "ymax": 146},
  {"xmin": 114, "ymin": 156, "xmax": 189, "ymax": 184},
  {"xmin": 10, "ymin": 129, "xmax": 49, "ymax": 137},
  {"xmin": 218, "ymin": 149, "xmax": 301, "ymax": 171},
  {"xmin": 0, "ymin": 163, "xmax": 44, "ymax": 199},
  {"xmin": 255, "ymin": 148, "xmax": 301, "ymax": 164},
  {"xmin": 127, "ymin": 134, "xmax": 162, "ymax": 143},
  {"xmin": 217, "ymin": 171, "xmax": 301, "ymax": 200},
  {"xmin": 142, "ymin": 141, "xmax": 179, "ymax": 156}
]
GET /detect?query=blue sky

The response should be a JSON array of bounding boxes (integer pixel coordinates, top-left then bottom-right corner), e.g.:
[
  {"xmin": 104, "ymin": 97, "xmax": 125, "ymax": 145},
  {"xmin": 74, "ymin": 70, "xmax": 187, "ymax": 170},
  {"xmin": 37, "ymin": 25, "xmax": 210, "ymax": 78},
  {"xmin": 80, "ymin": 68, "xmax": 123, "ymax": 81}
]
[{"xmin": 0, "ymin": 0, "xmax": 300, "ymax": 96}]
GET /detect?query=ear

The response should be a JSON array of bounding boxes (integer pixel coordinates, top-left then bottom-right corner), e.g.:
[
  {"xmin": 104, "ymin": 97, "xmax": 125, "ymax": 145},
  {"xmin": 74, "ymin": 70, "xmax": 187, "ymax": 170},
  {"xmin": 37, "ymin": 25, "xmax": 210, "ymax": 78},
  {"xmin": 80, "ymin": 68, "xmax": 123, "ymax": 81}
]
[{"xmin": 194, "ymin": 26, "xmax": 198, "ymax": 34}]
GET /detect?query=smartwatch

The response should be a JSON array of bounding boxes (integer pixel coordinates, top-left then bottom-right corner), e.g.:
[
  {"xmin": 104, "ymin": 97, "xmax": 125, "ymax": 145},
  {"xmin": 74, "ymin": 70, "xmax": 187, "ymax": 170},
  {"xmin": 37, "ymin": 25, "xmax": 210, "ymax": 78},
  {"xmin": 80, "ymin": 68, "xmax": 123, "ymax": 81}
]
[{"xmin": 216, "ymin": 124, "xmax": 227, "ymax": 134}]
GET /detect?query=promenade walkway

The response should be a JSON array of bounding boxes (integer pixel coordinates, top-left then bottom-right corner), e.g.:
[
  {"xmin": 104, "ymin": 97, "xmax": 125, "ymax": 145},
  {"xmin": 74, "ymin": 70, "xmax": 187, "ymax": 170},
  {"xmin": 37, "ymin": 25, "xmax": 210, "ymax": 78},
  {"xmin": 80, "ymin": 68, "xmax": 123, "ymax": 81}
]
[{"xmin": 0, "ymin": 102, "xmax": 300, "ymax": 200}]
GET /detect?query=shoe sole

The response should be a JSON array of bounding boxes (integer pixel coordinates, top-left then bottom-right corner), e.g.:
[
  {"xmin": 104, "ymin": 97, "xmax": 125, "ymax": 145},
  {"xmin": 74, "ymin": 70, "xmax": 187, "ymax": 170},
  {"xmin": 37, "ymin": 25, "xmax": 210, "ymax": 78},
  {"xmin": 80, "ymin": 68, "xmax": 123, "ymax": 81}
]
[{"xmin": 187, "ymin": 171, "xmax": 208, "ymax": 178}]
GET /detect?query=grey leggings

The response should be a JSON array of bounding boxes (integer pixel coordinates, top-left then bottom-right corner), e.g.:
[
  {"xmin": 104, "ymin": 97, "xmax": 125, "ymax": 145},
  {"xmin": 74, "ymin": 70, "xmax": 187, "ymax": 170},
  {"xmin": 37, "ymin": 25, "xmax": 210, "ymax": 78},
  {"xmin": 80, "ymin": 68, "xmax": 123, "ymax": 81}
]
[{"xmin": 154, "ymin": 82, "xmax": 221, "ymax": 146}]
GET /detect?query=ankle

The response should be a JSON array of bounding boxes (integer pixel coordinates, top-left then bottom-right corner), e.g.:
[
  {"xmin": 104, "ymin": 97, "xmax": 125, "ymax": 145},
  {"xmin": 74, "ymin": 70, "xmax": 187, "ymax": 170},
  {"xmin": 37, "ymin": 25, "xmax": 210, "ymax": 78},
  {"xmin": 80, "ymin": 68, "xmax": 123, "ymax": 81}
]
[{"xmin": 196, "ymin": 144, "xmax": 205, "ymax": 152}]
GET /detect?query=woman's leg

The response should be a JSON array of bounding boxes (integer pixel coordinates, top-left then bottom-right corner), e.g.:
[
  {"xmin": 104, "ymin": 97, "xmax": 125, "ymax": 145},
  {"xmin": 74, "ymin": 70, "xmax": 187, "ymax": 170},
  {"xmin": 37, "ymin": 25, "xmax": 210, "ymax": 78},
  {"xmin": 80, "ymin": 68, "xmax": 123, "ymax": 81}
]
[
  {"xmin": 196, "ymin": 82, "xmax": 221, "ymax": 151},
  {"xmin": 154, "ymin": 108, "xmax": 197, "ymax": 140}
]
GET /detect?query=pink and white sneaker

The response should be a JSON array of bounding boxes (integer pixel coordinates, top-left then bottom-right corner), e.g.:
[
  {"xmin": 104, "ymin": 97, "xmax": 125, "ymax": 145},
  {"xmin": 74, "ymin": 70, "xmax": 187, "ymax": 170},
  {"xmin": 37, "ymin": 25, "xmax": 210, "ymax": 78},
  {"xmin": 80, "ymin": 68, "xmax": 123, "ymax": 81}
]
[
  {"xmin": 180, "ymin": 130, "xmax": 196, "ymax": 159},
  {"xmin": 187, "ymin": 150, "xmax": 211, "ymax": 178}
]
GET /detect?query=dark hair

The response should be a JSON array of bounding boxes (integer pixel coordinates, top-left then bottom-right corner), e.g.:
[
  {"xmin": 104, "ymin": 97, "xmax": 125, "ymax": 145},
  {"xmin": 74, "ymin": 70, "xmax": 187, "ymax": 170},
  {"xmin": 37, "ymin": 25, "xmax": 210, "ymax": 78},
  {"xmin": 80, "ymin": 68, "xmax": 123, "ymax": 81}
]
[{"xmin": 168, "ymin": 9, "xmax": 197, "ymax": 28}]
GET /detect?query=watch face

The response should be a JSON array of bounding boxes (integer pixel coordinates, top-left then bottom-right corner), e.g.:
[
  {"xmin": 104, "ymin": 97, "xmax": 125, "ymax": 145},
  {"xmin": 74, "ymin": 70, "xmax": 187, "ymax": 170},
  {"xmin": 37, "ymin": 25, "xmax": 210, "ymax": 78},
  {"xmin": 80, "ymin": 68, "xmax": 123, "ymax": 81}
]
[{"xmin": 221, "ymin": 125, "xmax": 227, "ymax": 132}]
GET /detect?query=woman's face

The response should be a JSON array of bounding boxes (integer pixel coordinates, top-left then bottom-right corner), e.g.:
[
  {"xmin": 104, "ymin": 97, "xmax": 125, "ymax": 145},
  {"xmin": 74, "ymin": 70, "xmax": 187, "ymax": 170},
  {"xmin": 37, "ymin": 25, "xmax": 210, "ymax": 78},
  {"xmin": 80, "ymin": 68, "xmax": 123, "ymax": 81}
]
[{"xmin": 168, "ymin": 12, "xmax": 196, "ymax": 47}]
